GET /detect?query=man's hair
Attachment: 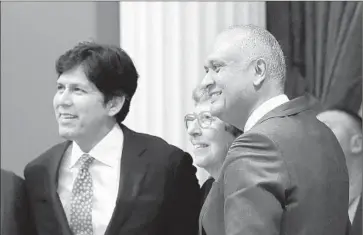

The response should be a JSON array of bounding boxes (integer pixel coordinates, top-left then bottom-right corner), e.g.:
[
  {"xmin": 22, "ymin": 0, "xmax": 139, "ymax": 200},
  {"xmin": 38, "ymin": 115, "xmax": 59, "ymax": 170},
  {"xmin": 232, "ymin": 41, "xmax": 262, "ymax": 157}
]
[
  {"xmin": 325, "ymin": 105, "xmax": 362, "ymax": 131},
  {"xmin": 55, "ymin": 41, "xmax": 139, "ymax": 123},
  {"xmin": 192, "ymin": 86, "xmax": 243, "ymax": 137},
  {"xmin": 224, "ymin": 24, "xmax": 286, "ymax": 89}
]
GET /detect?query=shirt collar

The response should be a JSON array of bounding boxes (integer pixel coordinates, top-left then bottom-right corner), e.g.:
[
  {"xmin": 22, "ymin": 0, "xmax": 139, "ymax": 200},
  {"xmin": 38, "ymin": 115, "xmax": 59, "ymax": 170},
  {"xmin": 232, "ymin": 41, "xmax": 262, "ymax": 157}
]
[
  {"xmin": 69, "ymin": 124, "xmax": 124, "ymax": 168},
  {"xmin": 349, "ymin": 194, "xmax": 361, "ymax": 222},
  {"xmin": 244, "ymin": 94, "xmax": 289, "ymax": 132}
]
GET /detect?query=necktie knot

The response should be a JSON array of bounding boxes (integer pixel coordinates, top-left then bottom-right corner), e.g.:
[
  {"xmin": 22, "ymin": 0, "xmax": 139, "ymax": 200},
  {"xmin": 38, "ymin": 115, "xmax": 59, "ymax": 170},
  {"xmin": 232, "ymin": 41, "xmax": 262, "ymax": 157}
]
[{"xmin": 79, "ymin": 154, "xmax": 94, "ymax": 170}]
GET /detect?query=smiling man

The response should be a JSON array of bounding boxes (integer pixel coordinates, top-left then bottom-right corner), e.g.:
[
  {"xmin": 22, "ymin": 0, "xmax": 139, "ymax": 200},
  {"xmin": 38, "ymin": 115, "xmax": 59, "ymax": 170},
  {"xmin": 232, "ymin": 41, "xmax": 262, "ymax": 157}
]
[
  {"xmin": 197, "ymin": 25, "xmax": 350, "ymax": 235},
  {"xmin": 23, "ymin": 42, "xmax": 200, "ymax": 235}
]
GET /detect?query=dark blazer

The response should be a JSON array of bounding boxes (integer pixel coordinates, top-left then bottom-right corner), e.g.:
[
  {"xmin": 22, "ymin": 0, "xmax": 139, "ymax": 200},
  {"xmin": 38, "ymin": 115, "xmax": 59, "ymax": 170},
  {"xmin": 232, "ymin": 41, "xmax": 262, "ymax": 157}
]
[
  {"xmin": 24, "ymin": 124, "xmax": 201, "ymax": 235},
  {"xmin": 199, "ymin": 96, "xmax": 350, "ymax": 235},
  {"xmin": 1, "ymin": 169, "xmax": 36, "ymax": 235},
  {"xmin": 350, "ymin": 195, "xmax": 362, "ymax": 235},
  {"xmin": 200, "ymin": 178, "xmax": 215, "ymax": 208}
]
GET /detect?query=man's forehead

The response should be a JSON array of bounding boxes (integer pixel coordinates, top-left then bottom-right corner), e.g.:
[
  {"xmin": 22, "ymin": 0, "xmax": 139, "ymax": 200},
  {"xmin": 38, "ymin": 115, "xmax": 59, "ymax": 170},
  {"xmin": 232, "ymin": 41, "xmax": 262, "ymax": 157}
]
[
  {"xmin": 58, "ymin": 66, "xmax": 88, "ymax": 83},
  {"xmin": 214, "ymin": 29, "xmax": 251, "ymax": 48},
  {"xmin": 206, "ymin": 32, "xmax": 250, "ymax": 64}
]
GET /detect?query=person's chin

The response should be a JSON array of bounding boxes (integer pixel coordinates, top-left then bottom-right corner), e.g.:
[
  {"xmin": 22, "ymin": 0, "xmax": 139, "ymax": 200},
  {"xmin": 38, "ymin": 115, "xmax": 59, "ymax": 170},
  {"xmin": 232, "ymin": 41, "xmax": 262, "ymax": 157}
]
[
  {"xmin": 194, "ymin": 155, "xmax": 211, "ymax": 169},
  {"xmin": 210, "ymin": 99, "xmax": 225, "ymax": 117},
  {"xmin": 58, "ymin": 127, "xmax": 76, "ymax": 140}
]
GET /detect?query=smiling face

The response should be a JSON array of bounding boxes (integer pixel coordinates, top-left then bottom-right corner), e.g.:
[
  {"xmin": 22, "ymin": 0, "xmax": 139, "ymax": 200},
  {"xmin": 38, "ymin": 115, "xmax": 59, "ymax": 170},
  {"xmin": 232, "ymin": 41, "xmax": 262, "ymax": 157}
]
[
  {"xmin": 200, "ymin": 32, "xmax": 259, "ymax": 129},
  {"xmin": 185, "ymin": 102, "xmax": 237, "ymax": 174},
  {"xmin": 53, "ymin": 66, "xmax": 116, "ymax": 147}
]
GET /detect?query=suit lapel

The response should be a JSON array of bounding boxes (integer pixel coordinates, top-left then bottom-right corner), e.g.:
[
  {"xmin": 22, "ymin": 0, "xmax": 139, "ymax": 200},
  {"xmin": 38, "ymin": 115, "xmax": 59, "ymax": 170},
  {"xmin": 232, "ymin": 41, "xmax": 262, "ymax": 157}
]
[
  {"xmin": 105, "ymin": 124, "xmax": 149, "ymax": 235},
  {"xmin": 43, "ymin": 141, "xmax": 73, "ymax": 235},
  {"xmin": 199, "ymin": 199, "xmax": 208, "ymax": 235}
]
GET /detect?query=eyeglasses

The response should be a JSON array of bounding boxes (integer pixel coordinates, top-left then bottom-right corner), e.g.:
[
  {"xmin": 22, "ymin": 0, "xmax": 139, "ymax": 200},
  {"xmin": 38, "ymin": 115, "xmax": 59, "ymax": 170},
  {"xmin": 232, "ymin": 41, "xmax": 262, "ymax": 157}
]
[{"xmin": 184, "ymin": 111, "xmax": 215, "ymax": 130}]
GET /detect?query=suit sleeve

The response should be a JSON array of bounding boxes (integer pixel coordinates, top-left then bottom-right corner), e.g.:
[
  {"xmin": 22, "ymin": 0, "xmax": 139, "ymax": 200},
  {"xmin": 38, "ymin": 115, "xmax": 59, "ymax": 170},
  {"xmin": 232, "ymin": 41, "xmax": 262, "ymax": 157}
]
[
  {"xmin": 223, "ymin": 132, "xmax": 290, "ymax": 235},
  {"xmin": 9, "ymin": 171, "xmax": 37, "ymax": 235},
  {"xmin": 166, "ymin": 149, "xmax": 201, "ymax": 235}
]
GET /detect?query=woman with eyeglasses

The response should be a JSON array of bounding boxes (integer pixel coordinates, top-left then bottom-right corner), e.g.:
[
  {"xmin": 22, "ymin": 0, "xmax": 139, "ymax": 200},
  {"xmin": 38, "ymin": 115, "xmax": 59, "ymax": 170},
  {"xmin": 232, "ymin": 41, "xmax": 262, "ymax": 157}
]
[{"xmin": 185, "ymin": 87, "xmax": 243, "ymax": 235}]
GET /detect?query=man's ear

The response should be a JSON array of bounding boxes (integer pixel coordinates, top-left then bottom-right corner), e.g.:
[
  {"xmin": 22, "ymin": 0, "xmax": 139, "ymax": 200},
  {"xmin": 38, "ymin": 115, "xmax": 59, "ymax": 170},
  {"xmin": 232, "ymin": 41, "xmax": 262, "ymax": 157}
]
[
  {"xmin": 350, "ymin": 133, "xmax": 363, "ymax": 155},
  {"xmin": 253, "ymin": 58, "xmax": 267, "ymax": 87},
  {"xmin": 108, "ymin": 96, "xmax": 125, "ymax": 117}
]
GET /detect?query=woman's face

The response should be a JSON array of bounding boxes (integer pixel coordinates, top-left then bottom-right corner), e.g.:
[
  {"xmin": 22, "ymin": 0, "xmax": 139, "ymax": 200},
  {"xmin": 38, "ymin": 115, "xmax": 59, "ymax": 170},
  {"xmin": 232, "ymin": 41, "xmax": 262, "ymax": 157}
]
[{"xmin": 185, "ymin": 103, "xmax": 236, "ymax": 172}]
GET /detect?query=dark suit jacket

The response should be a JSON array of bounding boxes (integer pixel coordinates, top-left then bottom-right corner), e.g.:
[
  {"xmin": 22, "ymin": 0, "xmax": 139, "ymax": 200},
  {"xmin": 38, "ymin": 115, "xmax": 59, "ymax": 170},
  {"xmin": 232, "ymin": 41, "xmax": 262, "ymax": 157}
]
[
  {"xmin": 199, "ymin": 96, "xmax": 350, "ymax": 235},
  {"xmin": 350, "ymin": 195, "xmax": 362, "ymax": 235},
  {"xmin": 24, "ymin": 124, "xmax": 201, "ymax": 235},
  {"xmin": 1, "ymin": 169, "xmax": 36, "ymax": 235},
  {"xmin": 200, "ymin": 178, "xmax": 215, "ymax": 208}
]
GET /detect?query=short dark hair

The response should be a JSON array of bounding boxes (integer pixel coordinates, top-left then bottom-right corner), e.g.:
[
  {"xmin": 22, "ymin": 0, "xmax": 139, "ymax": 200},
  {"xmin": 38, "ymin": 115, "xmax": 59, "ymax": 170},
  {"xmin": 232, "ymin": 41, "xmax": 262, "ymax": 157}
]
[
  {"xmin": 55, "ymin": 41, "xmax": 139, "ymax": 123},
  {"xmin": 192, "ymin": 86, "xmax": 243, "ymax": 137}
]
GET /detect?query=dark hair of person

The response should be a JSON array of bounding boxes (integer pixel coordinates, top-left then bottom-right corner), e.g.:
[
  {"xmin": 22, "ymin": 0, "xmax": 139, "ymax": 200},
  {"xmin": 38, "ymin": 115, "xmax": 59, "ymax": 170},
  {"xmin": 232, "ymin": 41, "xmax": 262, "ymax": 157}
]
[{"xmin": 55, "ymin": 41, "xmax": 139, "ymax": 123}]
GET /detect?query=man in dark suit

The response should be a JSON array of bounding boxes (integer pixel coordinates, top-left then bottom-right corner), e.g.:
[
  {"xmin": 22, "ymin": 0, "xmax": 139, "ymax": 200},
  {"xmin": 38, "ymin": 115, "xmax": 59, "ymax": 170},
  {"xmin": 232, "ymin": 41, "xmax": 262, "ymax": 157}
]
[
  {"xmin": 1, "ymin": 169, "xmax": 36, "ymax": 235},
  {"xmin": 197, "ymin": 24, "xmax": 349, "ymax": 235},
  {"xmin": 317, "ymin": 107, "xmax": 362, "ymax": 235},
  {"xmin": 24, "ymin": 42, "xmax": 200, "ymax": 235}
]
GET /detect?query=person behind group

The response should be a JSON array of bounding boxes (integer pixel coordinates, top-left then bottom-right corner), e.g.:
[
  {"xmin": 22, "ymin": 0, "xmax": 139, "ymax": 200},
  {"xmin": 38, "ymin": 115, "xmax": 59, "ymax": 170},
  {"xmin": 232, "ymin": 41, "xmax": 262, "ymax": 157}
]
[
  {"xmin": 197, "ymin": 24, "xmax": 349, "ymax": 235},
  {"xmin": 24, "ymin": 41, "xmax": 200, "ymax": 235},
  {"xmin": 317, "ymin": 107, "xmax": 362, "ymax": 235}
]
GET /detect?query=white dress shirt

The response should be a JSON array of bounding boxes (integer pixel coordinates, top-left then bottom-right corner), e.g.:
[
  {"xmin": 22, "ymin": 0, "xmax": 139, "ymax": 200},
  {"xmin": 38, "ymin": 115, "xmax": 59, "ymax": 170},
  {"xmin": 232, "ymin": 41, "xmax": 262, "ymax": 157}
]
[
  {"xmin": 244, "ymin": 94, "xmax": 290, "ymax": 132},
  {"xmin": 349, "ymin": 194, "xmax": 361, "ymax": 222},
  {"xmin": 57, "ymin": 124, "xmax": 124, "ymax": 235}
]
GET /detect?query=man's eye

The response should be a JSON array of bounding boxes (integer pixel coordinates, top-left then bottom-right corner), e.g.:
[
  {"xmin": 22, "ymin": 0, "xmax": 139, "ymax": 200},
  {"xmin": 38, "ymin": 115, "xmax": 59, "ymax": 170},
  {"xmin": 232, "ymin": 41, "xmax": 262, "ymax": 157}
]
[
  {"xmin": 56, "ymin": 85, "xmax": 64, "ymax": 91},
  {"xmin": 74, "ymin": 87, "xmax": 86, "ymax": 93},
  {"xmin": 213, "ymin": 64, "xmax": 222, "ymax": 73}
]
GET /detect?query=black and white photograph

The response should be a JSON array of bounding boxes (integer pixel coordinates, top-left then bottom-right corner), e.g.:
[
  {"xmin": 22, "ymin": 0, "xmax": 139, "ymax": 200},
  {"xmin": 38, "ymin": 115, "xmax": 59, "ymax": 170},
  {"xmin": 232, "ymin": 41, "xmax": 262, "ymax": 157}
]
[{"xmin": 1, "ymin": 1, "xmax": 362, "ymax": 235}]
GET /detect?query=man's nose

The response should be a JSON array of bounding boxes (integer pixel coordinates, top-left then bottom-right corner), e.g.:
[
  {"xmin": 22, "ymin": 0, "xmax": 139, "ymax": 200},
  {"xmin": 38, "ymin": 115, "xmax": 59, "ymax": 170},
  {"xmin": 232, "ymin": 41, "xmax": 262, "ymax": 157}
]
[
  {"xmin": 56, "ymin": 89, "xmax": 73, "ymax": 106},
  {"xmin": 200, "ymin": 72, "xmax": 215, "ymax": 92}
]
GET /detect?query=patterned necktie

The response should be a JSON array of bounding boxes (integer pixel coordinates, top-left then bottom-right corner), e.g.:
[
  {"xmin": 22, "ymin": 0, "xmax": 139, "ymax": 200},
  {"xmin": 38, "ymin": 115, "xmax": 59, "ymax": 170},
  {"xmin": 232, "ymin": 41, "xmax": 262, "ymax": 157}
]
[{"xmin": 70, "ymin": 154, "xmax": 95, "ymax": 235}]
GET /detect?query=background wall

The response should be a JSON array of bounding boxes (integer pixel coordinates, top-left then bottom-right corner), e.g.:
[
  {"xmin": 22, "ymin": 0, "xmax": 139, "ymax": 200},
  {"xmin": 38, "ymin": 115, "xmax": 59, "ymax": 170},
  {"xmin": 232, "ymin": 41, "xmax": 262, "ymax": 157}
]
[{"xmin": 1, "ymin": 2, "xmax": 120, "ymax": 176}]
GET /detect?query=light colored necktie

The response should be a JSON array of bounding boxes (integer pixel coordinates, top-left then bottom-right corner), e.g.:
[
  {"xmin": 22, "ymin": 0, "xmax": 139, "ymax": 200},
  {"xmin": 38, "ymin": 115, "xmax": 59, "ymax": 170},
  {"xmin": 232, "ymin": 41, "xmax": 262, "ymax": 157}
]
[{"xmin": 70, "ymin": 154, "xmax": 95, "ymax": 235}]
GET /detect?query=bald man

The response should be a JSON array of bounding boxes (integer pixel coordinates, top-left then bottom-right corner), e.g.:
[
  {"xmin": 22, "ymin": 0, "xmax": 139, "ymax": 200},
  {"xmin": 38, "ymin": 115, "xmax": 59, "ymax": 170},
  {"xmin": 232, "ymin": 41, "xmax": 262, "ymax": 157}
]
[
  {"xmin": 197, "ymin": 25, "xmax": 349, "ymax": 235},
  {"xmin": 317, "ymin": 108, "xmax": 362, "ymax": 235}
]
